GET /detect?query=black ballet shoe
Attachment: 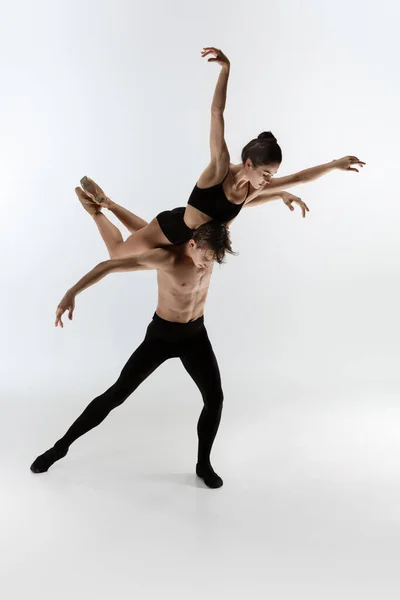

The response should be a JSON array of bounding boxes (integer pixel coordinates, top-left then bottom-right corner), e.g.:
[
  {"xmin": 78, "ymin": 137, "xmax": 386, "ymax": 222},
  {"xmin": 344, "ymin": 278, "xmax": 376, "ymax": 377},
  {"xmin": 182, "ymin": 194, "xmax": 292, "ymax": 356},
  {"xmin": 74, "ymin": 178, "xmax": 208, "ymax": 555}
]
[
  {"xmin": 196, "ymin": 463, "xmax": 223, "ymax": 489},
  {"xmin": 30, "ymin": 444, "xmax": 68, "ymax": 474}
]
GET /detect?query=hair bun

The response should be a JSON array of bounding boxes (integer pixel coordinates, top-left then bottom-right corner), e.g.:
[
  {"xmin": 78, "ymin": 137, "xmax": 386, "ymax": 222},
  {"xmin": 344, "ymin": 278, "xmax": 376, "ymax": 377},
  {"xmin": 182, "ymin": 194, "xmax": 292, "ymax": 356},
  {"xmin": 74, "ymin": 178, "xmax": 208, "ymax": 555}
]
[{"xmin": 258, "ymin": 131, "xmax": 277, "ymax": 143}]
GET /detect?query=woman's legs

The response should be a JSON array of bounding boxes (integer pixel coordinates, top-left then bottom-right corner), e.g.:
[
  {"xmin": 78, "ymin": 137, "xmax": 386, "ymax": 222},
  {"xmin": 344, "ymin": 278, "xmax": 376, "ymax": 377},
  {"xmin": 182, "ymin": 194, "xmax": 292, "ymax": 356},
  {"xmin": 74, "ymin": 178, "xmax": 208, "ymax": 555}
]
[
  {"xmin": 76, "ymin": 187, "xmax": 170, "ymax": 259},
  {"xmin": 80, "ymin": 176, "xmax": 149, "ymax": 233},
  {"xmin": 107, "ymin": 200, "xmax": 149, "ymax": 234},
  {"xmin": 96, "ymin": 217, "xmax": 171, "ymax": 258}
]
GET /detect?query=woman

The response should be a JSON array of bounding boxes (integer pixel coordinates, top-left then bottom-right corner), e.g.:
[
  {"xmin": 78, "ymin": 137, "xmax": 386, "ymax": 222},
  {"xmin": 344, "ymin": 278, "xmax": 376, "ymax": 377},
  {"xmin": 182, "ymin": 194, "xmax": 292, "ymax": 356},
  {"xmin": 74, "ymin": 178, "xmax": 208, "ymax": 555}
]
[{"xmin": 80, "ymin": 47, "xmax": 365, "ymax": 259}]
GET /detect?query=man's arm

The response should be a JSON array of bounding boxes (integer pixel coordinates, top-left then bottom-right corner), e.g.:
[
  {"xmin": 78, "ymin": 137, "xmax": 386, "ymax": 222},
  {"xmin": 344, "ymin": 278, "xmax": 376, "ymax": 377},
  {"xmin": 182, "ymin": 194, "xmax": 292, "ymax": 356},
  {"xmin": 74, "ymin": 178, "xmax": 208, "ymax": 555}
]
[
  {"xmin": 55, "ymin": 250, "xmax": 173, "ymax": 327},
  {"xmin": 70, "ymin": 250, "xmax": 173, "ymax": 296},
  {"xmin": 260, "ymin": 155, "xmax": 366, "ymax": 195}
]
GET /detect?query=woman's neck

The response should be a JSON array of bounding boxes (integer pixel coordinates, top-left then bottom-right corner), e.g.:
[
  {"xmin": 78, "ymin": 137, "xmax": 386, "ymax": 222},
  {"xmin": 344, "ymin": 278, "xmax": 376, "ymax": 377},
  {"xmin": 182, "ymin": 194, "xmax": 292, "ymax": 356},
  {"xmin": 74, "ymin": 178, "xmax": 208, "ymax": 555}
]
[{"xmin": 230, "ymin": 163, "xmax": 249, "ymax": 189}]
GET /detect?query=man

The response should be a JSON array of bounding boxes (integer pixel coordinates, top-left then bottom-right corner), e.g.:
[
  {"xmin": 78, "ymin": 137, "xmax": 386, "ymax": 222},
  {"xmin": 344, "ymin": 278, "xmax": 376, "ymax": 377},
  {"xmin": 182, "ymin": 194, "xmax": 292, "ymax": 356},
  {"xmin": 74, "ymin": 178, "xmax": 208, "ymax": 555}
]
[{"xmin": 30, "ymin": 217, "xmax": 236, "ymax": 488}]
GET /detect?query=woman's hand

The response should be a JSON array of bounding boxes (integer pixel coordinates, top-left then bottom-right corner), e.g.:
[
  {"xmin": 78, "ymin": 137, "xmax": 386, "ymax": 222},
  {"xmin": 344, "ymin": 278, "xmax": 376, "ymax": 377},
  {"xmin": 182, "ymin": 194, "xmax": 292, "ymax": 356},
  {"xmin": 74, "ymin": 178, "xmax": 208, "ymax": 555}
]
[
  {"xmin": 281, "ymin": 192, "xmax": 310, "ymax": 218},
  {"xmin": 55, "ymin": 291, "xmax": 76, "ymax": 328},
  {"xmin": 201, "ymin": 47, "xmax": 230, "ymax": 69},
  {"xmin": 333, "ymin": 156, "xmax": 366, "ymax": 172}
]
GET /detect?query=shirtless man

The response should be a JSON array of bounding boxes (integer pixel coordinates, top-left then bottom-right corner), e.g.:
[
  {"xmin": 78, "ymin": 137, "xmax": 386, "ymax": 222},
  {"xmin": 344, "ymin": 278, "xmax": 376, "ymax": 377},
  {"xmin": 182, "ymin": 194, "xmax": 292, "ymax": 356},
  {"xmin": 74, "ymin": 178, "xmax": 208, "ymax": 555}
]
[{"xmin": 30, "ymin": 219, "xmax": 236, "ymax": 488}]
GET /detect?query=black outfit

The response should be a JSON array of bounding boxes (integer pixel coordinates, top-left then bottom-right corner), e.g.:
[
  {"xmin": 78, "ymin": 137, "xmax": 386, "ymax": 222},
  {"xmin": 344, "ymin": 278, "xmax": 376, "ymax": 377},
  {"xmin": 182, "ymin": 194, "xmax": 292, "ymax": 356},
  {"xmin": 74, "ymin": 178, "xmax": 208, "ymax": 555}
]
[
  {"xmin": 30, "ymin": 314, "xmax": 224, "ymax": 488},
  {"xmin": 155, "ymin": 172, "xmax": 250, "ymax": 245},
  {"xmin": 187, "ymin": 171, "xmax": 249, "ymax": 222},
  {"xmin": 156, "ymin": 206, "xmax": 193, "ymax": 245}
]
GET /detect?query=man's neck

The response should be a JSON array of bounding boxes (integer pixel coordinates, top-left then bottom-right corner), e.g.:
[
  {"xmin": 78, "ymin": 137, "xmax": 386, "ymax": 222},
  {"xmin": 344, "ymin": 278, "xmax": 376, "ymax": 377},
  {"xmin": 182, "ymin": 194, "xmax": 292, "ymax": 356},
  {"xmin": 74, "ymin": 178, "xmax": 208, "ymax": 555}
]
[{"xmin": 168, "ymin": 245, "xmax": 196, "ymax": 268}]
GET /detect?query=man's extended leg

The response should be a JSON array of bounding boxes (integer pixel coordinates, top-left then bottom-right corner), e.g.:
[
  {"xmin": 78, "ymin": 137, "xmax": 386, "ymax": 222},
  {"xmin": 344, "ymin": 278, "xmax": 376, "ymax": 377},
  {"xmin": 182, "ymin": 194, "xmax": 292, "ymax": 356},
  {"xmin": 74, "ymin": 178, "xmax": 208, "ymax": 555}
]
[
  {"xmin": 30, "ymin": 334, "xmax": 171, "ymax": 473},
  {"xmin": 180, "ymin": 330, "xmax": 224, "ymax": 488}
]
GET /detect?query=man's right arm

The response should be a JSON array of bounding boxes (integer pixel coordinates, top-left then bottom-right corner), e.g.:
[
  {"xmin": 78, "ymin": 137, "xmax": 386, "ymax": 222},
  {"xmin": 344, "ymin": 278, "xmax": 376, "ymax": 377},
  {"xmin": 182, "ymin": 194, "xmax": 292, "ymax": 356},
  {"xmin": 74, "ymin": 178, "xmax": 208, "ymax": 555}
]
[
  {"xmin": 55, "ymin": 250, "xmax": 174, "ymax": 327},
  {"xmin": 69, "ymin": 250, "xmax": 174, "ymax": 297}
]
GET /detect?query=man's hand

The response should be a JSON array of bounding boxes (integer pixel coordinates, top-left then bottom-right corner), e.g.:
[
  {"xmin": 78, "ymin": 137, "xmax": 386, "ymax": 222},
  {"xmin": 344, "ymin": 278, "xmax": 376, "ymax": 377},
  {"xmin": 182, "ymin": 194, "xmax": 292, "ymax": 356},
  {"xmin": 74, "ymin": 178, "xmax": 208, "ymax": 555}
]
[
  {"xmin": 201, "ymin": 47, "xmax": 230, "ymax": 68},
  {"xmin": 333, "ymin": 156, "xmax": 366, "ymax": 172},
  {"xmin": 281, "ymin": 192, "xmax": 310, "ymax": 218},
  {"xmin": 55, "ymin": 292, "xmax": 76, "ymax": 328}
]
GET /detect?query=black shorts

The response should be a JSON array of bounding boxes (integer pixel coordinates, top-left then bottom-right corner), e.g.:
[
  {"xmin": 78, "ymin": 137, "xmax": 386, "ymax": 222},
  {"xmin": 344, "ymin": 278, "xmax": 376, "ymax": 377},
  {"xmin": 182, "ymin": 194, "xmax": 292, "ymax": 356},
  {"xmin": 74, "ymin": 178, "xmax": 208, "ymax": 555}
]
[{"xmin": 156, "ymin": 206, "xmax": 194, "ymax": 245}]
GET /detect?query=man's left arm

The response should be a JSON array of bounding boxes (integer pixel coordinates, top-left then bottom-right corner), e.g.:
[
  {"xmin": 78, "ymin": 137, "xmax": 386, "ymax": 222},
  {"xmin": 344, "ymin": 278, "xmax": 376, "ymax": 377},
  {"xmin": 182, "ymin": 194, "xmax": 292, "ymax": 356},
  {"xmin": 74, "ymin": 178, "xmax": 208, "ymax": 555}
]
[{"xmin": 55, "ymin": 250, "xmax": 173, "ymax": 327}]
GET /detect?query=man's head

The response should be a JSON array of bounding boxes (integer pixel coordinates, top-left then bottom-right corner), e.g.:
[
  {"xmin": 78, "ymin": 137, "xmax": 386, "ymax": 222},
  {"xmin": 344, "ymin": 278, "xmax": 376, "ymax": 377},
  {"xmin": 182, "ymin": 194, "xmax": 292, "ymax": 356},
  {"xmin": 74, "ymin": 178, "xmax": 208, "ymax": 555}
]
[{"xmin": 186, "ymin": 221, "xmax": 236, "ymax": 268}]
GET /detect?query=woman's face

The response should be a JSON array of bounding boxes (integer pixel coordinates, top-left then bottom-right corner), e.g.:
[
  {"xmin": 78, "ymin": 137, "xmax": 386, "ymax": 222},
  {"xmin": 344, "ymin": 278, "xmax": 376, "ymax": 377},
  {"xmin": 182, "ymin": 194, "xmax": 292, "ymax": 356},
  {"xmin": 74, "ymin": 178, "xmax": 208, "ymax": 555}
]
[{"xmin": 246, "ymin": 160, "xmax": 280, "ymax": 189}]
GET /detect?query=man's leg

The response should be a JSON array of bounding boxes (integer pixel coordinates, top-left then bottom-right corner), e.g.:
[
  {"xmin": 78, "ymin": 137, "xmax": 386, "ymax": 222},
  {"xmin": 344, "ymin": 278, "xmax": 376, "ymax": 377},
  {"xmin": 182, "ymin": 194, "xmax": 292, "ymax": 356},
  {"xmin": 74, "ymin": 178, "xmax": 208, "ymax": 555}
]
[
  {"xmin": 31, "ymin": 335, "xmax": 170, "ymax": 473},
  {"xmin": 180, "ymin": 330, "xmax": 224, "ymax": 488}
]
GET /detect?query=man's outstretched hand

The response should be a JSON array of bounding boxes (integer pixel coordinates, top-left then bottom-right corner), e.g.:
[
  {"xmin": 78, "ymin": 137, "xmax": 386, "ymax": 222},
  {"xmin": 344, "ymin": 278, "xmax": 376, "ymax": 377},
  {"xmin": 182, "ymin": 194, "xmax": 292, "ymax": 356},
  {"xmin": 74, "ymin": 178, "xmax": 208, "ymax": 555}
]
[{"xmin": 55, "ymin": 292, "xmax": 75, "ymax": 328}]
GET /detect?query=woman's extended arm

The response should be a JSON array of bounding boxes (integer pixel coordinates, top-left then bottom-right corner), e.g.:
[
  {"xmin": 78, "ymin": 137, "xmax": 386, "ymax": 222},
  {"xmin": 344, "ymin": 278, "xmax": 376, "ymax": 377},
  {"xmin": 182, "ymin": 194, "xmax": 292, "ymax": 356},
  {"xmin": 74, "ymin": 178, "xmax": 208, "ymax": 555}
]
[
  {"xmin": 197, "ymin": 47, "xmax": 231, "ymax": 186},
  {"xmin": 263, "ymin": 156, "xmax": 365, "ymax": 195}
]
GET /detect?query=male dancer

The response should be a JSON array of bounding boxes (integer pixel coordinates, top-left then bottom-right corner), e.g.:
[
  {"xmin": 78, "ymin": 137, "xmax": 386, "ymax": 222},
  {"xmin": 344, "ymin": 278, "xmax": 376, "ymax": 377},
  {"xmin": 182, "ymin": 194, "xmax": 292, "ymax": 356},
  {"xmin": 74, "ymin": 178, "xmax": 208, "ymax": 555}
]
[{"xmin": 30, "ymin": 210, "xmax": 235, "ymax": 488}]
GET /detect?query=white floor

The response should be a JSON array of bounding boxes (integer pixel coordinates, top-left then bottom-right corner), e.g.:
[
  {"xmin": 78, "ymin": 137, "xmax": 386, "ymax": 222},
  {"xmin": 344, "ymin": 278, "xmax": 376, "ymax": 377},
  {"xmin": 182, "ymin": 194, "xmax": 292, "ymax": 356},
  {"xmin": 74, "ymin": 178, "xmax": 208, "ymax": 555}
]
[{"xmin": 2, "ymin": 379, "xmax": 400, "ymax": 599}]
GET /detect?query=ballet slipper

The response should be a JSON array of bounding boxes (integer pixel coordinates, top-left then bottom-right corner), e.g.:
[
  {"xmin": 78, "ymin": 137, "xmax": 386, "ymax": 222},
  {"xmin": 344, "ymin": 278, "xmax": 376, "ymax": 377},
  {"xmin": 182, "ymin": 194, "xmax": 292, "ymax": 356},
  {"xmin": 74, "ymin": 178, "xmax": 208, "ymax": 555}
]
[
  {"xmin": 80, "ymin": 176, "xmax": 109, "ymax": 206},
  {"xmin": 75, "ymin": 187, "xmax": 101, "ymax": 216}
]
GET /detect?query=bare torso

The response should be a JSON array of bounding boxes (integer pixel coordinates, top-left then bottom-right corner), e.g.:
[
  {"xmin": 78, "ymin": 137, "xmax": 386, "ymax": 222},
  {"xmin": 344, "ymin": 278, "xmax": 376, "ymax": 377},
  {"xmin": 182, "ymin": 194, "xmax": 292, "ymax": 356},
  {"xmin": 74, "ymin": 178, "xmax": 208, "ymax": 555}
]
[{"xmin": 154, "ymin": 250, "xmax": 214, "ymax": 323}]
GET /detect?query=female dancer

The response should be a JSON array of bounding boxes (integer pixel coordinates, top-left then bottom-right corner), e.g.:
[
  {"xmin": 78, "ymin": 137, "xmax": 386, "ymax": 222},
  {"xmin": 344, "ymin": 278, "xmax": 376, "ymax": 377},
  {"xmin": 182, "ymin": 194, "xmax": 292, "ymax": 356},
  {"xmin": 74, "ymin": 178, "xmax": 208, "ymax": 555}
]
[{"xmin": 80, "ymin": 47, "xmax": 365, "ymax": 259}]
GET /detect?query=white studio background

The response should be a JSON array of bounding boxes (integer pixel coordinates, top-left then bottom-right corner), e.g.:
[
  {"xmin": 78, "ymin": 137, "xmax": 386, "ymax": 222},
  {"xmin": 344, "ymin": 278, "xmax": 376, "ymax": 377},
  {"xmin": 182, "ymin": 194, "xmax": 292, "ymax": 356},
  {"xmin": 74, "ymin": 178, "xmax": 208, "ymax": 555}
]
[{"xmin": 1, "ymin": 1, "xmax": 399, "ymax": 599}]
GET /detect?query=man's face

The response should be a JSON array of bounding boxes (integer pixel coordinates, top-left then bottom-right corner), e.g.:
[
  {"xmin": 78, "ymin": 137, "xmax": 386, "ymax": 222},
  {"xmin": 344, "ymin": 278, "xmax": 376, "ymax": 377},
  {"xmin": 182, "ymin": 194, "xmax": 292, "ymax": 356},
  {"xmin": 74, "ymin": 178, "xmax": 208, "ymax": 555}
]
[{"xmin": 189, "ymin": 241, "xmax": 215, "ymax": 268}]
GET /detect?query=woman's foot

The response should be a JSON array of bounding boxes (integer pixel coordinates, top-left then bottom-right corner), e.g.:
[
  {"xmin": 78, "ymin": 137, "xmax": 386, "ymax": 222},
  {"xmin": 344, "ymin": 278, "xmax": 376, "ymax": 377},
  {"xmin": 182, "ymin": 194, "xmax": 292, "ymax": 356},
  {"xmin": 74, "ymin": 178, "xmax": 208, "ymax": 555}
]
[
  {"xmin": 75, "ymin": 187, "xmax": 101, "ymax": 216},
  {"xmin": 80, "ymin": 176, "xmax": 112, "ymax": 208},
  {"xmin": 196, "ymin": 462, "xmax": 223, "ymax": 488}
]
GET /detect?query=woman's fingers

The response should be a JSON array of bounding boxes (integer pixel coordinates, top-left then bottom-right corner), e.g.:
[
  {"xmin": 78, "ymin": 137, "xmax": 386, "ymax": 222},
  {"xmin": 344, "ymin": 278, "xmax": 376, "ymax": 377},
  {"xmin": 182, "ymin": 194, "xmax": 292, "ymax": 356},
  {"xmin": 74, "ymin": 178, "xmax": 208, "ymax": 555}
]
[{"xmin": 55, "ymin": 306, "xmax": 65, "ymax": 328}]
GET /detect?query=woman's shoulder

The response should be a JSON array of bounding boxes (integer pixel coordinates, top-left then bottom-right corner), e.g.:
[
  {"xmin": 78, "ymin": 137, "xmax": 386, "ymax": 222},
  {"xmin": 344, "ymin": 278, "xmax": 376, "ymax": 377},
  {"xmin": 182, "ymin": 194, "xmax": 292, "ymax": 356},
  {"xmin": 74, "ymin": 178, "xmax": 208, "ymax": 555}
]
[{"xmin": 196, "ymin": 158, "xmax": 232, "ymax": 189}]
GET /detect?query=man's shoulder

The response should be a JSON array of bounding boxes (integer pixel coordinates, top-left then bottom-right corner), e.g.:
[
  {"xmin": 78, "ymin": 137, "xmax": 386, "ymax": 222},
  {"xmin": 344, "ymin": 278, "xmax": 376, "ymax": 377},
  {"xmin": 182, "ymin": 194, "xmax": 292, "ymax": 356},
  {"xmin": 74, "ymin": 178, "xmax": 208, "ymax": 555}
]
[
  {"xmin": 133, "ymin": 248, "xmax": 174, "ymax": 271},
  {"xmin": 156, "ymin": 248, "xmax": 193, "ymax": 273},
  {"xmin": 150, "ymin": 248, "xmax": 182, "ymax": 271}
]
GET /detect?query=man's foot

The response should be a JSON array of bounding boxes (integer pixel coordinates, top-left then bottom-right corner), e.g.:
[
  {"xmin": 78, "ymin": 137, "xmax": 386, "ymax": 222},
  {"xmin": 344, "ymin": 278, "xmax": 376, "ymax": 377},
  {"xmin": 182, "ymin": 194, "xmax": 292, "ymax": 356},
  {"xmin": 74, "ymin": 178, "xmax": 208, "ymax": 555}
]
[
  {"xmin": 196, "ymin": 462, "xmax": 223, "ymax": 488},
  {"xmin": 75, "ymin": 187, "xmax": 101, "ymax": 216},
  {"xmin": 30, "ymin": 443, "xmax": 69, "ymax": 473},
  {"xmin": 80, "ymin": 176, "xmax": 111, "ymax": 208}
]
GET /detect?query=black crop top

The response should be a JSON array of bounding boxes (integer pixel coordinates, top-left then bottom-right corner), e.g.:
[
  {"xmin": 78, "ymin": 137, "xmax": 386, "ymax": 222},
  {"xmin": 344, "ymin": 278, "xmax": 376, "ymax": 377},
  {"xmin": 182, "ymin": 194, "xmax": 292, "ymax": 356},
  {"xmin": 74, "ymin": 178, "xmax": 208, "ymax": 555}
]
[{"xmin": 187, "ymin": 171, "xmax": 250, "ymax": 223}]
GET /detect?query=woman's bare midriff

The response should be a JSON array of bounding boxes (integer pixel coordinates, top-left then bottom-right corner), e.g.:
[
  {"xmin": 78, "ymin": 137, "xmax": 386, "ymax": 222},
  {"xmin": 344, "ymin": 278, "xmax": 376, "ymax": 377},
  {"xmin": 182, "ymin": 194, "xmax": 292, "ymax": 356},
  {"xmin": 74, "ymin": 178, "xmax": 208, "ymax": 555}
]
[{"xmin": 183, "ymin": 204, "xmax": 213, "ymax": 229}]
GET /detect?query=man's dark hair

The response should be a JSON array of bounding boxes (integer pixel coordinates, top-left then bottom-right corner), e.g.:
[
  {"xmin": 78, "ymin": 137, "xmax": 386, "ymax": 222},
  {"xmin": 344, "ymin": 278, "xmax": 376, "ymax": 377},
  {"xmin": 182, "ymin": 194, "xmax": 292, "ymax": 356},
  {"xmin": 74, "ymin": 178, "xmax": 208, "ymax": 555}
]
[{"xmin": 192, "ymin": 221, "xmax": 237, "ymax": 264}]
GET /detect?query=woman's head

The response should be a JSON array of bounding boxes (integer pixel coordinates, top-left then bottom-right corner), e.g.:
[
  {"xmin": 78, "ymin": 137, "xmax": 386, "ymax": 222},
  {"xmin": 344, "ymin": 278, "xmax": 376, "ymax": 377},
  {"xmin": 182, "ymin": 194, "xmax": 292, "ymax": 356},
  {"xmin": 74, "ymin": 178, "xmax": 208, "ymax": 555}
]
[
  {"xmin": 189, "ymin": 221, "xmax": 237, "ymax": 266},
  {"xmin": 241, "ymin": 131, "xmax": 282, "ymax": 189}
]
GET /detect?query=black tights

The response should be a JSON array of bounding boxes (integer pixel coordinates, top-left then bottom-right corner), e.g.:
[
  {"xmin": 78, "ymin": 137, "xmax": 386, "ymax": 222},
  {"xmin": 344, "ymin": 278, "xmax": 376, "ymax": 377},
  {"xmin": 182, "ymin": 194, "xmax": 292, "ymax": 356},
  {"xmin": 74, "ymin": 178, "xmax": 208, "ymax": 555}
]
[{"xmin": 31, "ymin": 314, "xmax": 224, "ymax": 487}]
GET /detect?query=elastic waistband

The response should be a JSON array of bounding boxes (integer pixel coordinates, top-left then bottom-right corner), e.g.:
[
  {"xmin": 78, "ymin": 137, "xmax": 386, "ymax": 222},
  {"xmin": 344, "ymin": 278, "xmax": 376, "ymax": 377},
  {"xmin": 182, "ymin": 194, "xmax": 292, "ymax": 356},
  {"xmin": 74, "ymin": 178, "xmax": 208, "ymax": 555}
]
[
  {"xmin": 148, "ymin": 312, "xmax": 205, "ymax": 343},
  {"xmin": 153, "ymin": 312, "xmax": 204, "ymax": 327}
]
